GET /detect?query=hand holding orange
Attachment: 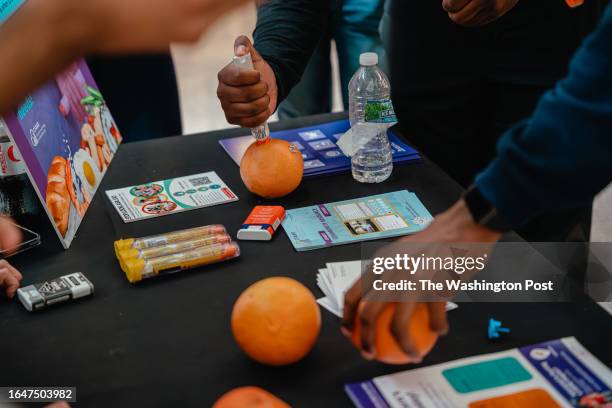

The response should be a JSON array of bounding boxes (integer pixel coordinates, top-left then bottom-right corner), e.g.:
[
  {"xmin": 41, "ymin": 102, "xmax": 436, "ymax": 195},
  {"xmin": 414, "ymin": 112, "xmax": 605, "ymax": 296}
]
[{"xmin": 351, "ymin": 303, "xmax": 439, "ymax": 365}]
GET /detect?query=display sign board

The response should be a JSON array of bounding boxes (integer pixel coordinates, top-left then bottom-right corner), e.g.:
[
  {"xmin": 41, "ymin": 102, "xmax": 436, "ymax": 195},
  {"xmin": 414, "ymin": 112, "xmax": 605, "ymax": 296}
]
[{"xmin": 2, "ymin": 60, "xmax": 122, "ymax": 248}]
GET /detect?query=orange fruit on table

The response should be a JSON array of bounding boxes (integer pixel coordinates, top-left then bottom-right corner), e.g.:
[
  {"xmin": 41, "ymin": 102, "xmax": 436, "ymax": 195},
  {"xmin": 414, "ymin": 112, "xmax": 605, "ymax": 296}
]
[
  {"xmin": 240, "ymin": 138, "xmax": 303, "ymax": 199},
  {"xmin": 213, "ymin": 386, "xmax": 290, "ymax": 408},
  {"xmin": 231, "ymin": 277, "xmax": 321, "ymax": 366},
  {"xmin": 351, "ymin": 303, "xmax": 438, "ymax": 365}
]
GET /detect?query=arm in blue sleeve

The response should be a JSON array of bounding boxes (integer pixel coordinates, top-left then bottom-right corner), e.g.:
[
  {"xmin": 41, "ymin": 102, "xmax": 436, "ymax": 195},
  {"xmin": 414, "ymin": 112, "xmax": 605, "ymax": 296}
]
[
  {"xmin": 475, "ymin": 6, "xmax": 612, "ymax": 228},
  {"xmin": 253, "ymin": 0, "xmax": 328, "ymax": 104}
]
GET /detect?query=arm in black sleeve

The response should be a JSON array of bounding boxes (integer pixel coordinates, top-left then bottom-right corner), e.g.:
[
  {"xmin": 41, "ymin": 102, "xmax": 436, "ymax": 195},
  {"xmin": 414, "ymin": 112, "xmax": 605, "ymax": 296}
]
[{"xmin": 253, "ymin": 0, "xmax": 328, "ymax": 104}]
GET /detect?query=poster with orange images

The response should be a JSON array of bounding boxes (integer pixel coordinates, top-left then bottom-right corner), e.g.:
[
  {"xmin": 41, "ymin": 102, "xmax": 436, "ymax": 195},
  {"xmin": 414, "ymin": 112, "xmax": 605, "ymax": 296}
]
[{"xmin": 2, "ymin": 60, "xmax": 122, "ymax": 248}]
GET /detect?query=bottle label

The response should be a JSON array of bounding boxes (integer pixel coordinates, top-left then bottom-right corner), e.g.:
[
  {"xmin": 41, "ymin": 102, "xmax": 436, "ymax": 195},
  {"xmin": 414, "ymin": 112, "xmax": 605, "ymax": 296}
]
[
  {"xmin": 251, "ymin": 123, "xmax": 270, "ymax": 142},
  {"xmin": 0, "ymin": 137, "xmax": 27, "ymax": 176},
  {"xmin": 364, "ymin": 99, "xmax": 397, "ymax": 124}
]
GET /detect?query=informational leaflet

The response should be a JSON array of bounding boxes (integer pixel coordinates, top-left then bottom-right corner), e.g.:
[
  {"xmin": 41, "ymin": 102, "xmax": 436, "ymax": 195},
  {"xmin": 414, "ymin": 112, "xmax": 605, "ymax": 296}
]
[
  {"xmin": 281, "ymin": 190, "xmax": 432, "ymax": 251},
  {"xmin": 106, "ymin": 171, "xmax": 238, "ymax": 223},
  {"xmin": 346, "ymin": 337, "xmax": 612, "ymax": 408}
]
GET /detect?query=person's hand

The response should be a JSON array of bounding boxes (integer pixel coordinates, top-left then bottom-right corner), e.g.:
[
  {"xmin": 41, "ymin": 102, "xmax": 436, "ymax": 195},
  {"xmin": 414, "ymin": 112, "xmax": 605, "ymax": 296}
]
[
  {"xmin": 0, "ymin": 217, "xmax": 22, "ymax": 253},
  {"xmin": 0, "ymin": 259, "xmax": 23, "ymax": 298},
  {"xmin": 341, "ymin": 199, "xmax": 502, "ymax": 362},
  {"xmin": 217, "ymin": 36, "xmax": 278, "ymax": 128},
  {"xmin": 0, "ymin": 217, "xmax": 24, "ymax": 298},
  {"xmin": 442, "ymin": 0, "xmax": 520, "ymax": 27}
]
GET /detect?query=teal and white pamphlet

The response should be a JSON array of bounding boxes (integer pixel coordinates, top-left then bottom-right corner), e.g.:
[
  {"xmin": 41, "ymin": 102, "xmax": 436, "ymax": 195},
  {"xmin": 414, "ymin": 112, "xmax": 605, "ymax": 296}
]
[
  {"xmin": 106, "ymin": 171, "xmax": 238, "ymax": 223},
  {"xmin": 282, "ymin": 190, "xmax": 432, "ymax": 251}
]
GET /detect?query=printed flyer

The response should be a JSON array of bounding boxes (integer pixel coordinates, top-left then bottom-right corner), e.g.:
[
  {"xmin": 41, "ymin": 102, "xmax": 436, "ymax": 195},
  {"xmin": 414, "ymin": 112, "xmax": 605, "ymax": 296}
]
[
  {"xmin": 346, "ymin": 337, "xmax": 612, "ymax": 408},
  {"xmin": 281, "ymin": 190, "xmax": 432, "ymax": 251},
  {"xmin": 2, "ymin": 60, "xmax": 122, "ymax": 248},
  {"xmin": 106, "ymin": 171, "xmax": 238, "ymax": 223}
]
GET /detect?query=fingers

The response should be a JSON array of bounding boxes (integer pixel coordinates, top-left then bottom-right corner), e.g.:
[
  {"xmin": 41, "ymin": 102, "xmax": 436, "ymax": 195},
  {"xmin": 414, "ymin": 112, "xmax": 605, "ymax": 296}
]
[
  {"xmin": 0, "ymin": 263, "xmax": 22, "ymax": 298},
  {"xmin": 217, "ymin": 78, "xmax": 271, "ymax": 126},
  {"xmin": 224, "ymin": 108, "xmax": 271, "ymax": 128},
  {"xmin": 234, "ymin": 35, "xmax": 252, "ymax": 57},
  {"xmin": 221, "ymin": 95, "xmax": 270, "ymax": 117},
  {"xmin": 217, "ymin": 81, "xmax": 269, "ymax": 104},
  {"xmin": 447, "ymin": 0, "xmax": 484, "ymax": 25},
  {"xmin": 0, "ymin": 217, "xmax": 22, "ymax": 253},
  {"xmin": 389, "ymin": 302, "xmax": 422, "ymax": 362},
  {"xmin": 341, "ymin": 277, "xmax": 363, "ymax": 334},
  {"xmin": 357, "ymin": 300, "xmax": 387, "ymax": 359},
  {"xmin": 442, "ymin": 0, "xmax": 471, "ymax": 13},
  {"xmin": 427, "ymin": 302, "xmax": 449, "ymax": 335},
  {"xmin": 218, "ymin": 63, "xmax": 260, "ymax": 87},
  {"xmin": 0, "ymin": 259, "xmax": 23, "ymax": 281},
  {"xmin": 234, "ymin": 35, "xmax": 264, "ymax": 64},
  {"xmin": 447, "ymin": 0, "xmax": 517, "ymax": 26},
  {"xmin": 217, "ymin": 40, "xmax": 272, "ymax": 128}
]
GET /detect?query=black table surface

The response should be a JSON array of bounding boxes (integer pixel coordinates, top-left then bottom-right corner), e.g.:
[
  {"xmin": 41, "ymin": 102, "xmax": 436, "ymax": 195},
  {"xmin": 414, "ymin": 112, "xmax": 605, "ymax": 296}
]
[{"xmin": 1, "ymin": 113, "xmax": 610, "ymax": 407}]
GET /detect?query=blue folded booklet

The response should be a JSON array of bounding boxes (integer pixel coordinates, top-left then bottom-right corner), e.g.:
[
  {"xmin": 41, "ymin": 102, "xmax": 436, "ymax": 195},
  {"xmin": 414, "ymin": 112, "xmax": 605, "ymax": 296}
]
[
  {"xmin": 281, "ymin": 190, "xmax": 432, "ymax": 251},
  {"xmin": 218, "ymin": 119, "xmax": 420, "ymax": 177}
]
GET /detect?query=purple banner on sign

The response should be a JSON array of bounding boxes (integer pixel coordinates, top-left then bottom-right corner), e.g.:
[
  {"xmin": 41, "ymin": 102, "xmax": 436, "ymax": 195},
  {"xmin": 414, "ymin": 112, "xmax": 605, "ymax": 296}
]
[
  {"xmin": 318, "ymin": 204, "xmax": 331, "ymax": 216},
  {"xmin": 318, "ymin": 231, "xmax": 332, "ymax": 244}
]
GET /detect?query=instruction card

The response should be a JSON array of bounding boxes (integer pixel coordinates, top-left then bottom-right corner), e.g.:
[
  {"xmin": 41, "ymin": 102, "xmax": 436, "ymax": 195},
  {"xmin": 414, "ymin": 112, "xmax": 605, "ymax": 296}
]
[
  {"xmin": 346, "ymin": 337, "xmax": 612, "ymax": 408},
  {"xmin": 106, "ymin": 171, "xmax": 238, "ymax": 223},
  {"xmin": 281, "ymin": 190, "xmax": 432, "ymax": 251}
]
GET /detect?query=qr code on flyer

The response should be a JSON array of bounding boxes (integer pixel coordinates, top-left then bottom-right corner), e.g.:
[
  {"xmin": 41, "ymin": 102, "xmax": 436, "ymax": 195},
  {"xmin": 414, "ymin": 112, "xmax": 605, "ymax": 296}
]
[{"xmin": 189, "ymin": 176, "xmax": 212, "ymax": 186}]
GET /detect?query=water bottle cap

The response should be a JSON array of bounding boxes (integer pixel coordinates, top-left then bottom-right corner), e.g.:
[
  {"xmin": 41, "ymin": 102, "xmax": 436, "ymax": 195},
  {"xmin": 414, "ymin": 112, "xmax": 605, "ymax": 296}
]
[{"xmin": 360, "ymin": 53, "xmax": 378, "ymax": 66}]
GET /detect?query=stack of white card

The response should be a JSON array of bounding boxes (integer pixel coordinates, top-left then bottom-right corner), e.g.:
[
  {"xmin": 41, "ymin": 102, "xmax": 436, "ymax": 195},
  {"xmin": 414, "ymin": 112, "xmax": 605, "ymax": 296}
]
[{"xmin": 316, "ymin": 260, "xmax": 458, "ymax": 317}]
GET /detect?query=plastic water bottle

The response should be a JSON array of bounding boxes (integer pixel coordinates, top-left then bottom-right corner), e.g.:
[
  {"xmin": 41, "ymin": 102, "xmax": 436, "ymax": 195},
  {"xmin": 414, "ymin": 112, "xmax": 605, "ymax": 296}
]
[{"xmin": 348, "ymin": 52, "xmax": 393, "ymax": 183}]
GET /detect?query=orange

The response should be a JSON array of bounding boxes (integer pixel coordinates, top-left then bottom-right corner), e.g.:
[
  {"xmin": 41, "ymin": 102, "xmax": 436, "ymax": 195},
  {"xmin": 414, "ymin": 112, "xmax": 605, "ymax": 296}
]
[
  {"xmin": 213, "ymin": 386, "xmax": 290, "ymax": 408},
  {"xmin": 240, "ymin": 138, "xmax": 303, "ymax": 198},
  {"xmin": 231, "ymin": 277, "xmax": 320, "ymax": 366},
  {"xmin": 351, "ymin": 303, "xmax": 438, "ymax": 364},
  {"xmin": 566, "ymin": 0, "xmax": 584, "ymax": 7}
]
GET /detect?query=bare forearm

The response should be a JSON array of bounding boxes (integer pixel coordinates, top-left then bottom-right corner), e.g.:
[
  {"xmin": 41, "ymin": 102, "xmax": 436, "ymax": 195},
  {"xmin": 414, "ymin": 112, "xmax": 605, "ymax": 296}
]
[
  {"xmin": 0, "ymin": 0, "xmax": 254, "ymax": 115},
  {"xmin": 0, "ymin": 0, "xmax": 94, "ymax": 114}
]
